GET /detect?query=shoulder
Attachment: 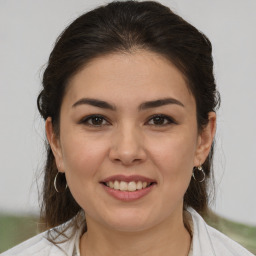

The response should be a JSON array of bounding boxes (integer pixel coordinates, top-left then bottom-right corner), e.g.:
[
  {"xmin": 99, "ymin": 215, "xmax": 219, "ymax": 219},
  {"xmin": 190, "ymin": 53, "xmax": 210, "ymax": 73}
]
[
  {"xmin": 206, "ymin": 225, "xmax": 254, "ymax": 255},
  {"xmin": 187, "ymin": 207, "xmax": 254, "ymax": 256},
  {"xmin": 0, "ymin": 217, "xmax": 84, "ymax": 256},
  {"xmin": 0, "ymin": 231, "xmax": 55, "ymax": 256}
]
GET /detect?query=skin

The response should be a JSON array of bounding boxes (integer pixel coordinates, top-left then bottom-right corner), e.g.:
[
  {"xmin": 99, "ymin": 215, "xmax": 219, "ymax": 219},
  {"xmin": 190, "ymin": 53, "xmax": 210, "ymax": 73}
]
[{"xmin": 46, "ymin": 50, "xmax": 216, "ymax": 256}]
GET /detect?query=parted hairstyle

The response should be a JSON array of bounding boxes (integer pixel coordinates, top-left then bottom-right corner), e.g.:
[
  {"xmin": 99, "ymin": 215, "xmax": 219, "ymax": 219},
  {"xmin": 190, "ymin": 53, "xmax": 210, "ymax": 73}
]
[{"xmin": 37, "ymin": 0, "xmax": 220, "ymax": 234}]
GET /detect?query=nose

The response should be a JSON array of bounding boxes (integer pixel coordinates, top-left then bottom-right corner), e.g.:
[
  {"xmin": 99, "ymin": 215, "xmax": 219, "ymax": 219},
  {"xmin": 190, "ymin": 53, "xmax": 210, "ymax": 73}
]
[{"xmin": 109, "ymin": 123, "xmax": 147, "ymax": 166}]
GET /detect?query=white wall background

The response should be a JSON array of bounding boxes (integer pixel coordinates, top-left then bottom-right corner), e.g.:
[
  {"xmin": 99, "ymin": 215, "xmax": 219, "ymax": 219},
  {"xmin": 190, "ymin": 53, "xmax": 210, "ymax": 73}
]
[{"xmin": 0, "ymin": 0, "xmax": 255, "ymax": 225}]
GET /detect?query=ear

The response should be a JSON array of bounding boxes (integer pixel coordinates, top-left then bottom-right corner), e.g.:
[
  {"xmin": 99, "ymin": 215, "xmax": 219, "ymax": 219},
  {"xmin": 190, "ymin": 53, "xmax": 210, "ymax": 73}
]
[
  {"xmin": 194, "ymin": 112, "xmax": 216, "ymax": 166},
  {"xmin": 45, "ymin": 117, "xmax": 65, "ymax": 173}
]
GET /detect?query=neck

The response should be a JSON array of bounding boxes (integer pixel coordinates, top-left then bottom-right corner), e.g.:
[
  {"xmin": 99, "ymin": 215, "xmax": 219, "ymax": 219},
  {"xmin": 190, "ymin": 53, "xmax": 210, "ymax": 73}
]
[{"xmin": 79, "ymin": 210, "xmax": 192, "ymax": 256}]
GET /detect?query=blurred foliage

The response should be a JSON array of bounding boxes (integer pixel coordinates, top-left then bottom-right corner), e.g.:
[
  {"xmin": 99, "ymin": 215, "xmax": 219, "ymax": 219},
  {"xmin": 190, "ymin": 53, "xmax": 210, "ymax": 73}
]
[
  {"xmin": 205, "ymin": 210, "xmax": 256, "ymax": 255},
  {"xmin": 0, "ymin": 213, "xmax": 39, "ymax": 253},
  {"xmin": 0, "ymin": 212, "xmax": 255, "ymax": 254}
]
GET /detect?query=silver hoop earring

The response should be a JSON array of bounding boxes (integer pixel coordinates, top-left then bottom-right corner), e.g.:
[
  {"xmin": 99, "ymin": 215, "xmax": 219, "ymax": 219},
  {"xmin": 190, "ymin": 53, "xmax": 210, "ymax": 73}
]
[
  {"xmin": 54, "ymin": 172, "xmax": 68, "ymax": 193},
  {"xmin": 192, "ymin": 165, "xmax": 206, "ymax": 183}
]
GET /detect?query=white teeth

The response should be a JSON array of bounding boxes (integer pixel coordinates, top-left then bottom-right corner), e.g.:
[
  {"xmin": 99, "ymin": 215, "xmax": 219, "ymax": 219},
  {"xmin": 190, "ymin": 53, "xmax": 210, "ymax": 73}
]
[
  {"xmin": 114, "ymin": 180, "xmax": 119, "ymax": 190},
  {"xmin": 120, "ymin": 181, "xmax": 128, "ymax": 191},
  {"xmin": 136, "ymin": 181, "xmax": 142, "ymax": 190},
  {"xmin": 142, "ymin": 181, "xmax": 147, "ymax": 188},
  {"xmin": 128, "ymin": 181, "xmax": 137, "ymax": 191},
  {"xmin": 109, "ymin": 181, "xmax": 114, "ymax": 189},
  {"xmin": 105, "ymin": 180, "xmax": 153, "ymax": 191}
]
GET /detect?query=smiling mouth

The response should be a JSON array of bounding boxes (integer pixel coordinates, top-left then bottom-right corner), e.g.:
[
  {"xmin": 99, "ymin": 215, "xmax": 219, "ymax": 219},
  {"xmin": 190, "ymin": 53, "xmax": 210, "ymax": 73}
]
[{"xmin": 101, "ymin": 180, "xmax": 156, "ymax": 192}]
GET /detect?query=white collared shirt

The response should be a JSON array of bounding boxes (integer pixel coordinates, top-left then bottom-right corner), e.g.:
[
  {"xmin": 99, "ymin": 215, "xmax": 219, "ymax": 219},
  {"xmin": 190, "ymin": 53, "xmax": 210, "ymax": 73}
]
[{"xmin": 1, "ymin": 207, "xmax": 254, "ymax": 256}]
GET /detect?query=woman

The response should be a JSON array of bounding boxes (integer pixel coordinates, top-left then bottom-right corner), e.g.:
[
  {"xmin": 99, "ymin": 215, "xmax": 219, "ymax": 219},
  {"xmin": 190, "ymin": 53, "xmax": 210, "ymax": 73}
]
[{"xmin": 2, "ymin": 1, "xmax": 253, "ymax": 255}]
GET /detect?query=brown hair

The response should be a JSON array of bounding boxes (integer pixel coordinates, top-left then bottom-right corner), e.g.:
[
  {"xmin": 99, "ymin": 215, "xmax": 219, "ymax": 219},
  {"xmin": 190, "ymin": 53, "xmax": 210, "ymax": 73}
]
[{"xmin": 37, "ymin": 0, "xmax": 220, "ymax": 235}]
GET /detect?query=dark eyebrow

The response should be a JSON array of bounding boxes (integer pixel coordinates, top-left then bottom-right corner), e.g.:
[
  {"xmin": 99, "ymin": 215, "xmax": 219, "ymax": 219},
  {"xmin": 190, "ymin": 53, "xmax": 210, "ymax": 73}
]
[
  {"xmin": 72, "ymin": 97, "xmax": 184, "ymax": 110},
  {"xmin": 139, "ymin": 98, "xmax": 184, "ymax": 110},
  {"xmin": 72, "ymin": 98, "xmax": 116, "ymax": 110}
]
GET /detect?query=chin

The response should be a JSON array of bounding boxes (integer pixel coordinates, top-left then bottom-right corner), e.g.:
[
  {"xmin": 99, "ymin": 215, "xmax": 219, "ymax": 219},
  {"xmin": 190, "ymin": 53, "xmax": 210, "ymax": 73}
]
[{"xmin": 100, "ymin": 210, "xmax": 157, "ymax": 233}]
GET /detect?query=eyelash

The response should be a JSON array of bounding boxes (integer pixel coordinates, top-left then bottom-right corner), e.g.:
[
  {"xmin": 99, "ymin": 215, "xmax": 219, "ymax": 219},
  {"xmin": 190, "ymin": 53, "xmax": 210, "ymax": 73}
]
[
  {"xmin": 79, "ymin": 114, "xmax": 176, "ymax": 127},
  {"xmin": 79, "ymin": 115, "xmax": 110, "ymax": 127}
]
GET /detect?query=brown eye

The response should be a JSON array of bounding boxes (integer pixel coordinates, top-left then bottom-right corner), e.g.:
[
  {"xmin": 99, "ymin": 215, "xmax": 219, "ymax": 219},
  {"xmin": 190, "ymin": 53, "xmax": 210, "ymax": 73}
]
[
  {"xmin": 80, "ymin": 115, "xmax": 109, "ymax": 127},
  {"xmin": 147, "ymin": 114, "xmax": 176, "ymax": 126}
]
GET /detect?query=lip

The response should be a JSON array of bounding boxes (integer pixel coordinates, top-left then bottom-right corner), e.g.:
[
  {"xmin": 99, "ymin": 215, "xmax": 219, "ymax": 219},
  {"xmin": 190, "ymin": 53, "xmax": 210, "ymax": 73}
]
[
  {"xmin": 100, "ymin": 175, "xmax": 157, "ymax": 201},
  {"xmin": 101, "ymin": 183, "xmax": 156, "ymax": 201},
  {"xmin": 101, "ymin": 175, "xmax": 156, "ymax": 183}
]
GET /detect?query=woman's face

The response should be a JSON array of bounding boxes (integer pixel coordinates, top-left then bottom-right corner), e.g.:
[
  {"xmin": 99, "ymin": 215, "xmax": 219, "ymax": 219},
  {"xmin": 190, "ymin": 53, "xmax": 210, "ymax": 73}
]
[{"xmin": 47, "ymin": 51, "xmax": 215, "ymax": 232}]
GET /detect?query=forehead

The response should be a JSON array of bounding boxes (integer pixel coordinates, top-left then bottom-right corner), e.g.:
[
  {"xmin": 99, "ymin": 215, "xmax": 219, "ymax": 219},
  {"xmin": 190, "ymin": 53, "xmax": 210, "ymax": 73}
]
[{"xmin": 63, "ymin": 51, "xmax": 195, "ymax": 111}]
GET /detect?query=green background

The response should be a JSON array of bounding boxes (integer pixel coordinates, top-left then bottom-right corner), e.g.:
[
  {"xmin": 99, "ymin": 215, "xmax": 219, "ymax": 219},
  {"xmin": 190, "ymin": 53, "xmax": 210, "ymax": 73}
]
[{"xmin": 1, "ymin": 212, "xmax": 255, "ymax": 254}]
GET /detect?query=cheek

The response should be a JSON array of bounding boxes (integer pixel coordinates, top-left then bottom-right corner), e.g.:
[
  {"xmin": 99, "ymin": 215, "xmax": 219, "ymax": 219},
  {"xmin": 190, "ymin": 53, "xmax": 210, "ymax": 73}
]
[
  {"xmin": 60, "ymin": 133, "xmax": 108, "ymax": 180},
  {"xmin": 60, "ymin": 133, "xmax": 110, "ymax": 209},
  {"xmin": 148, "ymin": 129, "xmax": 198, "ymax": 181}
]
